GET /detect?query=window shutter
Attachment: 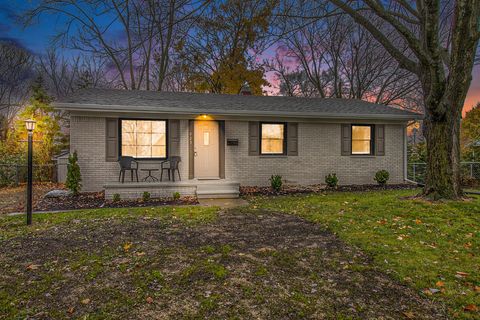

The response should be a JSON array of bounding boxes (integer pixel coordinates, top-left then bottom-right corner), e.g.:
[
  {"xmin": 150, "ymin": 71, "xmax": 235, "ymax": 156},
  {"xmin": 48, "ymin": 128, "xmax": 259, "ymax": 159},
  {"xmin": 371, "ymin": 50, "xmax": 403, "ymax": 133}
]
[
  {"xmin": 375, "ymin": 124, "xmax": 385, "ymax": 156},
  {"xmin": 105, "ymin": 118, "xmax": 118, "ymax": 162},
  {"xmin": 287, "ymin": 122, "xmax": 298, "ymax": 156},
  {"xmin": 168, "ymin": 119, "xmax": 180, "ymax": 156},
  {"xmin": 248, "ymin": 121, "xmax": 259, "ymax": 156},
  {"xmin": 341, "ymin": 124, "xmax": 351, "ymax": 156}
]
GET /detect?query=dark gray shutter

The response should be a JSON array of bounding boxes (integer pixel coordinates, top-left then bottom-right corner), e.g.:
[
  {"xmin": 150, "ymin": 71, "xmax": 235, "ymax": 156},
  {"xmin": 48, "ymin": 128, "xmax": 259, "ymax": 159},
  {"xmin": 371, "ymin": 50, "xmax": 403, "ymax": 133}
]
[
  {"xmin": 168, "ymin": 119, "xmax": 180, "ymax": 157},
  {"xmin": 375, "ymin": 124, "xmax": 385, "ymax": 156},
  {"xmin": 105, "ymin": 118, "xmax": 118, "ymax": 162},
  {"xmin": 341, "ymin": 124, "xmax": 351, "ymax": 156},
  {"xmin": 287, "ymin": 122, "xmax": 298, "ymax": 156},
  {"xmin": 248, "ymin": 121, "xmax": 260, "ymax": 156},
  {"xmin": 219, "ymin": 121, "xmax": 225, "ymax": 178}
]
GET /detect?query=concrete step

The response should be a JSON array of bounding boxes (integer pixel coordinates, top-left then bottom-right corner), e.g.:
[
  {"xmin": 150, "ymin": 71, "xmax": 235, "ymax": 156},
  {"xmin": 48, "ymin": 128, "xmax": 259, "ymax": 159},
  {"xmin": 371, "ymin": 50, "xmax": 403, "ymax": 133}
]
[
  {"xmin": 196, "ymin": 181, "xmax": 240, "ymax": 199},
  {"xmin": 196, "ymin": 191, "xmax": 240, "ymax": 199}
]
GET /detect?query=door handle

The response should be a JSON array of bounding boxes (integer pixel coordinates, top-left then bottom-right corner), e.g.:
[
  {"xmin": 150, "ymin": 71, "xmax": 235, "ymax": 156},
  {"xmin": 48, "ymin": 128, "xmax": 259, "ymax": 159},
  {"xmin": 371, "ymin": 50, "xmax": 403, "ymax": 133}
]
[{"xmin": 194, "ymin": 152, "xmax": 198, "ymax": 157}]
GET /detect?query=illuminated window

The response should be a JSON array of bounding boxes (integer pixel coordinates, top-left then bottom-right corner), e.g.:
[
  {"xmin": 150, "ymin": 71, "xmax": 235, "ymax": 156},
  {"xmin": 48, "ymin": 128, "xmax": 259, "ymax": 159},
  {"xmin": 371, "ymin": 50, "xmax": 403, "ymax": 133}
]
[
  {"xmin": 261, "ymin": 123, "xmax": 285, "ymax": 155},
  {"xmin": 351, "ymin": 125, "xmax": 373, "ymax": 155},
  {"xmin": 121, "ymin": 120, "xmax": 167, "ymax": 158}
]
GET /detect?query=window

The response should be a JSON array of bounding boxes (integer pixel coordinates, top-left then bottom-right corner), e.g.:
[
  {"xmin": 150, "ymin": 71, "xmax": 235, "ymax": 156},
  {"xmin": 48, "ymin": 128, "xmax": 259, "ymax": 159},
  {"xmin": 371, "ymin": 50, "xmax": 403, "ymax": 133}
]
[
  {"xmin": 260, "ymin": 123, "xmax": 286, "ymax": 155},
  {"xmin": 351, "ymin": 125, "xmax": 374, "ymax": 155},
  {"xmin": 120, "ymin": 119, "xmax": 167, "ymax": 158}
]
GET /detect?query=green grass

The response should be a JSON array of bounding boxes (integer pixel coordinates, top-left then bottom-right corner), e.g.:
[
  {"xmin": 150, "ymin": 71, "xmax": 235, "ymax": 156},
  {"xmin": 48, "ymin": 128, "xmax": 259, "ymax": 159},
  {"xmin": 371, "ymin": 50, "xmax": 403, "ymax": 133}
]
[
  {"xmin": 0, "ymin": 205, "xmax": 219, "ymax": 240},
  {"xmin": 250, "ymin": 189, "xmax": 480, "ymax": 319}
]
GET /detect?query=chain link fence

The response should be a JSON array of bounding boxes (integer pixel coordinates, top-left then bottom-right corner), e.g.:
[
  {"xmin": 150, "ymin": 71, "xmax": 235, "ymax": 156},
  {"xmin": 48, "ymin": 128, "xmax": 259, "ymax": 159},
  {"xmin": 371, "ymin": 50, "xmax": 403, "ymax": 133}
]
[{"xmin": 408, "ymin": 162, "xmax": 480, "ymax": 189}]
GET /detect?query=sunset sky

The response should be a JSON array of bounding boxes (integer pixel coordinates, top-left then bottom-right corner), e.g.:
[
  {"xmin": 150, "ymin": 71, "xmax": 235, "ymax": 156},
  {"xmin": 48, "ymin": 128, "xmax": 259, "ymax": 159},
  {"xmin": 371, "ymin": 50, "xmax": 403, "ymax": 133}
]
[{"xmin": 1, "ymin": 0, "xmax": 479, "ymax": 115}]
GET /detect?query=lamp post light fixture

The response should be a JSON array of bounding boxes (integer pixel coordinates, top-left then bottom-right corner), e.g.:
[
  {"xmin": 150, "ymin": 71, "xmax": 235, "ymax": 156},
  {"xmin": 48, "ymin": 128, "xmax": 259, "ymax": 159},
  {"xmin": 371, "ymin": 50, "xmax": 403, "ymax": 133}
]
[{"xmin": 25, "ymin": 119, "xmax": 36, "ymax": 225}]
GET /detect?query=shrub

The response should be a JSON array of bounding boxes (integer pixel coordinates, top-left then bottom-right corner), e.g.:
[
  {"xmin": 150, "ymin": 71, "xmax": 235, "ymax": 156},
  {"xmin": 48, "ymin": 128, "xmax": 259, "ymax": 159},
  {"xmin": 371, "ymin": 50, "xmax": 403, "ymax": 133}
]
[
  {"xmin": 325, "ymin": 173, "xmax": 338, "ymax": 188},
  {"xmin": 374, "ymin": 170, "xmax": 390, "ymax": 185},
  {"xmin": 173, "ymin": 192, "xmax": 181, "ymax": 200},
  {"xmin": 112, "ymin": 193, "xmax": 121, "ymax": 202},
  {"xmin": 142, "ymin": 191, "xmax": 151, "ymax": 201},
  {"xmin": 270, "ymin": 175, "xmax": 282, "ymax": 192},
  {"xmin": 65, "ymin": 151, "xmax": 82, "ymax": 195}
]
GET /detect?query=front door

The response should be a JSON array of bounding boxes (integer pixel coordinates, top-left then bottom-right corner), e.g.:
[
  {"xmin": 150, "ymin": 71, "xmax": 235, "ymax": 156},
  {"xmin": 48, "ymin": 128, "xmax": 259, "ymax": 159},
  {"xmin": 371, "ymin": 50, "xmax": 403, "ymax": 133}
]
[{"xmin": 194, "ymin": 120, "xmax": 219, "ymax": 179}]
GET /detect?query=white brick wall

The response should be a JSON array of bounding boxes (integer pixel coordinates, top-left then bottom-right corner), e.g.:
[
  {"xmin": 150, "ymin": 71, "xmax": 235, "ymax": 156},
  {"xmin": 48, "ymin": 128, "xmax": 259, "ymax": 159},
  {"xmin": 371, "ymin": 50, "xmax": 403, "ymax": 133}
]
[
  {"xmin": 225, "ymin": 121, "xmax": 405, "ymax": 186},
  {"xmin": 70, "ymin": 116, "xmax": 190, "ymax": 192},
  {"xmin": 71, "ymin": 116, "xmax": 405, "ymax": 191}
]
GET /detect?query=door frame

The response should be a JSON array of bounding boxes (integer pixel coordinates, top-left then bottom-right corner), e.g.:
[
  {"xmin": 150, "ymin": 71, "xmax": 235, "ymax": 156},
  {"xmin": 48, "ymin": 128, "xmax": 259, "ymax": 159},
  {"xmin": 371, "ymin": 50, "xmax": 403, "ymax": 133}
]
[{"xmin": 189, "ymin": 119, "xmax": 225, "ymax": 179}]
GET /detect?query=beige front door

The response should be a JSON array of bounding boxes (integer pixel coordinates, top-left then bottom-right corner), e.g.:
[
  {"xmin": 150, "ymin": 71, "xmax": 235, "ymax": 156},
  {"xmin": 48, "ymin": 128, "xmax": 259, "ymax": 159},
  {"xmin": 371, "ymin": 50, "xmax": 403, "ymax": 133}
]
[{"xmin": 194, "ymin": 120, "xmax": 219, "ymax": 179}]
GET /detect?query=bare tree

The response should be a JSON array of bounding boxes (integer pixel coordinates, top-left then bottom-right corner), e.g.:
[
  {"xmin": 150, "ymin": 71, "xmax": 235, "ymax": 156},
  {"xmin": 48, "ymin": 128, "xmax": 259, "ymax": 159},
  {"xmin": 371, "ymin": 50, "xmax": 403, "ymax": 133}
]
[
  {"xmin": 24, "ymin": 0, "xmax": 208, "ymax": 91},
  {"xmin": 268, "ymin": 13, "xmax": 421, "ymax": 110},
  {"xmin": 0, "ymin": 41, "xmax": 34, "ymax": 140},
  {"xmin": 38, "ymin": 49, "xmax": 111, "ymax": 97},
  {"xmin": 316, "ymin": 0, "xmax": 480, "ymax": 199}
]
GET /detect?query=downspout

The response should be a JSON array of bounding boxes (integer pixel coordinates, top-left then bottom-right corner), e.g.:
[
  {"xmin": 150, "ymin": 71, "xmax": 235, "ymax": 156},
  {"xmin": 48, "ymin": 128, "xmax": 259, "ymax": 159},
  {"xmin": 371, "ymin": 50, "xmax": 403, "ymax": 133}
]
[{"xmin": 404, "ymin": 121, "xmax": 419, "ymax": 185}]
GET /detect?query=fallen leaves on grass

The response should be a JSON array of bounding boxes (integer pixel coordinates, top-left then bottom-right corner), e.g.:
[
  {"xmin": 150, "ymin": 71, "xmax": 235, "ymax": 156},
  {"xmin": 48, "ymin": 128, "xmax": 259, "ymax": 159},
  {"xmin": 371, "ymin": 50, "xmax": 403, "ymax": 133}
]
[
  {"xmin": 455, "ymin": 271, "xmax": 469, "ymax": 278},
  {"xmin": 403, "ymin": 311, "xmax": 415, "ymax": 319},
  {"xmin": 123, "ymin": 242, "xmax": 132, "ymax": 252},
  {"xmin": 81, "ymin": 298, "xmax": 90, "ymax": 305},
  {"xmin": 464, "ymin": 304, "xmax": 478, "ymax": 312},
  {"xmin": 26, "ymin": 264, "xmax": 40, "ymax": 270},
  {"xmin": 435, "ymin": 281, "xmax": 445, "ymax": 287},
  {"xmin": 146, "ymin": 296, "xmax": 154, "ymax": 304},
  {"xmin": 423, "ymin": 288, "xmax": 440, "ymax": 295}
]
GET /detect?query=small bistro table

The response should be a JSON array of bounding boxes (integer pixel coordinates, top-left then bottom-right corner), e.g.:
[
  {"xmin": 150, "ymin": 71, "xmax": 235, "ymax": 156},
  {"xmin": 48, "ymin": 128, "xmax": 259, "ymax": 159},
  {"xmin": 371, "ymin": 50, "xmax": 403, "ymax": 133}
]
[{"xmin": 141, "ymin": 168, "xmax": 159, "ymax": 182}]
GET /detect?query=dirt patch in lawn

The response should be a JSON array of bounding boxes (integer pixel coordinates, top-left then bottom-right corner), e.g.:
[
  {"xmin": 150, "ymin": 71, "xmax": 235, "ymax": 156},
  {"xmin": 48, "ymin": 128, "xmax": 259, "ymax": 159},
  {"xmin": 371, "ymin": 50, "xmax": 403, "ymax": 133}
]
[{"xmin": 0, "ymin": 210, "xmax": 447, "ymax": 319}]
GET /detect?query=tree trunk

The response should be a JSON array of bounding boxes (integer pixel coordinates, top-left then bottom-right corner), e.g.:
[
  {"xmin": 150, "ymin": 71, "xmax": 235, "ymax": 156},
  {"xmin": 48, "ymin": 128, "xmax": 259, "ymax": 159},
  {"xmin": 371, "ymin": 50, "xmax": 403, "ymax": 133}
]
[{"xmin": 423, "ymin": 98, "xmax": 463, "ymax": 200}]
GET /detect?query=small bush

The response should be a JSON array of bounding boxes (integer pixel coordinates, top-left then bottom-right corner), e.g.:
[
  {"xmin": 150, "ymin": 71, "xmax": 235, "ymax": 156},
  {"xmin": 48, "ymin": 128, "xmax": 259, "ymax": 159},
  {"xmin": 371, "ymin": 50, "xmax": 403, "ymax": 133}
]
[
  {"xmin": 270, "ymin": 175, "xmax": 282, "ymax": 192},
  {"xmin": 325, "ymin": 173, "xmax": 338, "ymax": 188},
  {"xmin": 65, "ymin": 151, "xmax": 82, "ymax": 195},
  {"xmin": 142, "ymin": 191, "xmax": 151, "ymax": 201},
  {"xmin": 374, "ymin": 170, "xmax": 390, "ymax": 185},
  {"xmin": 112, "ymin": 193, "xmax": 121, "ymax": 202},
  {"xmin": 173, "ymin": 192, "xmax": 181, "ymax": 200}
]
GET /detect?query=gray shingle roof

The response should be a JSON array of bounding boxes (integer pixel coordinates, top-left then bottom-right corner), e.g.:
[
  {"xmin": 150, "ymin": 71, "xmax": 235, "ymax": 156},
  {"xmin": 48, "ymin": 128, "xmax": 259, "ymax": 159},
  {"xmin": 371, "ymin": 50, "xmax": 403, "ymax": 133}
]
[{"xmin": 54, "ymin": 88, "xmax": 422, "ymax": 120}]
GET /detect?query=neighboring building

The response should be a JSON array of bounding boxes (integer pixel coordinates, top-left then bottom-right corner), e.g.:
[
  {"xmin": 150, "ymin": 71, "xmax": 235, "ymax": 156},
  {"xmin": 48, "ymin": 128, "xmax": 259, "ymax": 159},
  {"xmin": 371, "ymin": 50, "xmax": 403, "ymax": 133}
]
[{"xmin": 54, "ymin": 89, "xmax": 422, "ymax": 199}]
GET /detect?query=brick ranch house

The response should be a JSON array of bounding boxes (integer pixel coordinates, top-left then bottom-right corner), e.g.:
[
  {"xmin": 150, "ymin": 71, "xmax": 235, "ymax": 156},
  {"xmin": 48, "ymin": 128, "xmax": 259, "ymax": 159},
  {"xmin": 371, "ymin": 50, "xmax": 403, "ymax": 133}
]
[{"xmin": 54, "ymin": 88, "xmax": 422, "ymax": 199}]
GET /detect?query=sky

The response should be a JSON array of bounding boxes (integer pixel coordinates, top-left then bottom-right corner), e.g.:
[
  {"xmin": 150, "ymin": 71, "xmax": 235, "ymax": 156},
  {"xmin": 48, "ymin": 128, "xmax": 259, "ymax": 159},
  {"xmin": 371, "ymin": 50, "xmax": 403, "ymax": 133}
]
[{"xmin": 1, "ymin": 0, "xmax": 479, "ymax": 114}]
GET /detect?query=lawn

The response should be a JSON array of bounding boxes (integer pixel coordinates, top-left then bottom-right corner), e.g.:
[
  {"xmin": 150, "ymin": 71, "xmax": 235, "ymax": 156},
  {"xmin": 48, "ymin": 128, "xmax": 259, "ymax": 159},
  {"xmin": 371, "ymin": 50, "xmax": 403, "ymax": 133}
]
[
  {"xmin": 0, "ymin": 190, "xmax": 477, "ymax": 319},
  {"xmin": 251, "ymin": 189, "xmax": 480, "ymax": 319}
]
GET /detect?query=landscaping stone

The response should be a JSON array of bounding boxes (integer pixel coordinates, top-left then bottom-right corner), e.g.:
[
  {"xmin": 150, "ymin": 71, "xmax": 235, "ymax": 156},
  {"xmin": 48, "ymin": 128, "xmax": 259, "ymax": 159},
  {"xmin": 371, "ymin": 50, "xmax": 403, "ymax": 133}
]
[{"xmin": 43, "ymin": 189, "xmax": 71, "ymax": 198}]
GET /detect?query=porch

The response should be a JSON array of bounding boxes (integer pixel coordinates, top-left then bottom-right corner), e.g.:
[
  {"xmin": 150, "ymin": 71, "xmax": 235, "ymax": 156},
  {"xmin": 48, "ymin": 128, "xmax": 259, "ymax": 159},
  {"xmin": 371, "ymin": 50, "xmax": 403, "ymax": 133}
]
[{"xmin": 104, "ymin": 179, "xmax": 240, "ymax": 200}]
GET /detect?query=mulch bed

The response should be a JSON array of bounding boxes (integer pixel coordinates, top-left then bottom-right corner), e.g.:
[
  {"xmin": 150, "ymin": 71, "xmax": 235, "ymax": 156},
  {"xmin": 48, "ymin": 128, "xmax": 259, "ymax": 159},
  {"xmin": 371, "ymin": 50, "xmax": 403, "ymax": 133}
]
[
  {"xmin": 240, "ymin": 183, "xmax": 417, "ymax": 196},
  {"xmin": 35, "ymin": 191, "xmax": 198, "ymax": 212}
]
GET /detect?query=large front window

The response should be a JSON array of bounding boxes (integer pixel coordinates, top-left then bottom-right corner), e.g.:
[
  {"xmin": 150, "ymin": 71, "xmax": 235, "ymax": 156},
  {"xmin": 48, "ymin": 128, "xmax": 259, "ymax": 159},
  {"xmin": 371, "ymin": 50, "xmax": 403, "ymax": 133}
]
[
  {"xmin": 121, "ymin": 119, "xmax": 167, "ymax": 158},
  {"xmin": 351, "ymin": 125, "xmax": 373, "ymax": 155},
  {"xmin": 261, "ymin": 123, "xmax": 285, "ymax": 155}
]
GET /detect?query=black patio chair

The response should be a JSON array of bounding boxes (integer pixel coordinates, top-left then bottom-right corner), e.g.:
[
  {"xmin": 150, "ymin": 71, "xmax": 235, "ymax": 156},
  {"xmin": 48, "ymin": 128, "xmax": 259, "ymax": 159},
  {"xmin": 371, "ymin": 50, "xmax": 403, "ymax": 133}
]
[
  {"xmin": 118, "ymin": 156, "xmax": 139, "ymax": 183},
  {"xmin": 160, "ymin": 156, "xmax": 181, "ymax": 182}
]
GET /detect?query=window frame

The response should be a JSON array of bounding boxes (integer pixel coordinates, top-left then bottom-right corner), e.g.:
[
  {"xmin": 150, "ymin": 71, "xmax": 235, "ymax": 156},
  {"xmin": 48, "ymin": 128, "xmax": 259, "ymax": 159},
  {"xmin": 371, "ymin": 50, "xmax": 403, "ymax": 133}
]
[
  {"xmin": 118, "ymin": 118, "xmax": 169, "ymax": 160},
  {"xmin": 350, "ymin": 124, "xmax": 375, "ymax": 156},
  {"xmin": 259, "ymin": 122, "xmax": 287, "ymax": 156}
]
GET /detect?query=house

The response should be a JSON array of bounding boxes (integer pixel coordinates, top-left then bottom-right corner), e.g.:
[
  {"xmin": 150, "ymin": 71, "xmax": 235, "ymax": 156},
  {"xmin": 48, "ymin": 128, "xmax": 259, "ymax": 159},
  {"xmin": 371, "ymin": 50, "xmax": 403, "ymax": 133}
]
[{"xmin": 54, "ymin": 88, "xmax": 422, "ymax": 199}]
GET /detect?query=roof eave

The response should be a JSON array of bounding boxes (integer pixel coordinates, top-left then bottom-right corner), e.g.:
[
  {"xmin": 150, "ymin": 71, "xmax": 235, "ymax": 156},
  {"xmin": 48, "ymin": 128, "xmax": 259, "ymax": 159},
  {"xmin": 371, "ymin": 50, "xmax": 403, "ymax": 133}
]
[{"xmin": 53, "ymin": 102, "xmax": 424, "ymax": 121}]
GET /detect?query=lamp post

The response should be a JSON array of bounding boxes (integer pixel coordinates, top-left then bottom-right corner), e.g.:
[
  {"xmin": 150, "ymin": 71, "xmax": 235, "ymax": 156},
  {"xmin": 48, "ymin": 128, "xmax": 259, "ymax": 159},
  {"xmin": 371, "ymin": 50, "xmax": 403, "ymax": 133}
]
[{"xmin": 25, "ymin": 119, "xmax": 36, "ymax": 225}]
